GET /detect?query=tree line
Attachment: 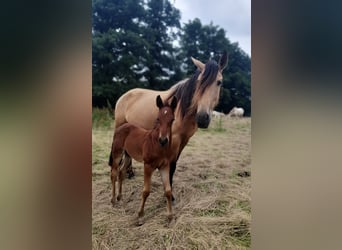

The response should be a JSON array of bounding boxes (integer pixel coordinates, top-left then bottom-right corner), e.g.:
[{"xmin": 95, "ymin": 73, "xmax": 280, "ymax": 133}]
[{"xmin": 92, "ymin": 0, "xmax": 251, "ymax": 115}]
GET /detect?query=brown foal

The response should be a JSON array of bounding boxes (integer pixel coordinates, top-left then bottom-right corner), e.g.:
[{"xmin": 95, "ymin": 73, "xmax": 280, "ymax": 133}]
[{"xmin": 109, "ymin": 95, "xmax": 177, "ymax": 222}]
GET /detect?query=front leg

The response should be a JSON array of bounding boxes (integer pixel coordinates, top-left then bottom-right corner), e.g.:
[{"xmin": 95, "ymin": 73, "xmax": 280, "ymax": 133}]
[
  {"xmin": 169, "ymin": 161, "xmax": 177, "ymax": 202},
  {"xmin": 137, "ymin": 163, "xmax": 154, "ymax": 224},
  {"xmin": 161, "ymin": 165, "xmax": 173, "ymax": 221}
]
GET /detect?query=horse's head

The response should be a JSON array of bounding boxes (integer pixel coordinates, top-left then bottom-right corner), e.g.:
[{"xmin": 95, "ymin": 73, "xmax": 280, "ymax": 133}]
[
  {"xmin": 156, "ymin": 95, "xmax": 177, "ymax": 147},
  {"xmin": 191, "ymin": 51, "xmax": 228, "ymax": 128}
]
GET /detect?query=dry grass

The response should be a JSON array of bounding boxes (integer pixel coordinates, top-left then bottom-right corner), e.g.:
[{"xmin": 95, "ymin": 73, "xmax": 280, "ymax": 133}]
[{"xmin": 92, "ymin": 116, "xmax": 251, "ymax": 249}]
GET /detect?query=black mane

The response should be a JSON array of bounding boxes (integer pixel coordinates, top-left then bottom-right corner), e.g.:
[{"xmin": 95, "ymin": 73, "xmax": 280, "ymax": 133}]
[{"xmin": 167, "ymin": 60, "xmax": 219, "ymax": 118}]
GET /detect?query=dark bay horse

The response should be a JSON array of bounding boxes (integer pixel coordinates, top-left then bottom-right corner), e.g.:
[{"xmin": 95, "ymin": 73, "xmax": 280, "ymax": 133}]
[
  {"xmin": 114, "ymin": 52, "xmax": 228, "ymax": 201},
  {"xmin": 109, "ymin": 95, "xmax": 177, "ymax": 222}
]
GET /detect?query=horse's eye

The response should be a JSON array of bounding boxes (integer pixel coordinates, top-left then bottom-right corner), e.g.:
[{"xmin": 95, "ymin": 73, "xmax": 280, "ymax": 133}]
[{"xmin": 217, "ymin": 80, "xmax": 222, "ymax": 86}]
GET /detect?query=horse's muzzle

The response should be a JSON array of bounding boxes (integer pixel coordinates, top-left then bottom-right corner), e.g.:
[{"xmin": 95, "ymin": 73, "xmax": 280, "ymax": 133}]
[
  {"xmin": 159, "ymin": 137, "xmax": 168, "ymax": 147},
  {"xmin": 196, "ymin": 112, "xmax": 210, "ymax": 128}
]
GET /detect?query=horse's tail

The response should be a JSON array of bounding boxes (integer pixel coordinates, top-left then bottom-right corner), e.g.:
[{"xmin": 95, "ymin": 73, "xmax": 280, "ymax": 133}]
[{"xmin": 108, "ymin": 146, "xmax": 113, "ymax": 167}]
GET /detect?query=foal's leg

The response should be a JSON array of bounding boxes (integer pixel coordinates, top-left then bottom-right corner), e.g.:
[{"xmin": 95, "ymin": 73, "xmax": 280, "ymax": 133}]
[
  {"xmin": 110, "ymin": 149, "xmax": 123, "ymax": 205},
  {"xmin": 110, "ymin": 165, "xmax": 118, "ymax": 206},
  {"xmin": 138, "ymin": 164, "xmax": 153, "ymax": 219},
  {"xmin": 117, "ymin": 163, "xmax": 125, "ymax": 201},
  {"xmin": 117, "ymin": 153, "xmax": 130, "ymax": 201},
  {"xmin": 169, "ymin": 161, "xmax": 177, "ymax": 202},
  {"xmin": 161, "ymin": 165, "xmax": 173, "ymax": 221}
]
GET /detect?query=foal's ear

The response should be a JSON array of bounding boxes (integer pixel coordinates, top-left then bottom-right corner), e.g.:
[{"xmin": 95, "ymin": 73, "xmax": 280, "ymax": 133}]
[
  {"xmin": 191, "ymin": 57, "xmax": 205, "ymax": 72},
  {"xmin": 218, "ymin": 50, "xmax": 228, "ymax": 71},
  {"xmin": 170, "ymin": 96, "xmax": 178, "ymax": 111},
  {"xmin": 156, "ymin": 95, "xmax": 164, "ymax": 109}
]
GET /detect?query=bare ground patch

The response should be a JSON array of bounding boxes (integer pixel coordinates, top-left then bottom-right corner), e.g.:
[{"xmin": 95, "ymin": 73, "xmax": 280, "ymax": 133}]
[{"xmin": 93, "ymin": 117, "xmax": 251, "ymax": 249}]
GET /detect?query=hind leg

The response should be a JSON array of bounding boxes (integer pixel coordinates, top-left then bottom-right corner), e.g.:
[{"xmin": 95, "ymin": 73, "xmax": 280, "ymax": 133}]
[
  {"xmin": 117, "ymin": 161, "xmax": 126, "ymax": 201},
  {"xmin": 117, "ymin": 152, "xmax": 133, "ymax": 200},
  {"xmin": 110, "ymin": 151, "xmax": 123, "ymax": 205},
  {"xmin": 110, "ymin": 166, "xmax": 118, "ymax": 206}
]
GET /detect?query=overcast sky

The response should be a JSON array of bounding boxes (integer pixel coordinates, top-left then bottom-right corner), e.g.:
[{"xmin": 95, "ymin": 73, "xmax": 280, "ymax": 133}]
[{"xmin": 173, "ymin": 0, "xmax": 251, "ymax": 56}]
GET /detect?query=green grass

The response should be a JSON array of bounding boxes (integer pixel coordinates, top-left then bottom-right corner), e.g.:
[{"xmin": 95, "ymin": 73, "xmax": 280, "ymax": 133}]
[
  {"xmin": 92, "ymin": 108, "xmax": 114, "ymax": 129},
  {"xmin": 210, "ymin": 116, "xmax": 226, "ymax": 132},
  {"xmin": 92, "ymin": 116, "xmax": 251, "ymax": 250}
]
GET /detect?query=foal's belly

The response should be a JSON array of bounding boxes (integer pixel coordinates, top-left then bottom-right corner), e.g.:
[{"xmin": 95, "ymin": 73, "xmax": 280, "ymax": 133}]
[{"xmin": 124, "ymin": 140, "xmax": 144, "ymax": 163}]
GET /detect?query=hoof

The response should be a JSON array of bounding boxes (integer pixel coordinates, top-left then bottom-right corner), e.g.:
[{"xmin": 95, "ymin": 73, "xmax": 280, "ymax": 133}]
[
  {"xmin": 171, "ymin": 195, "xmax": 176, "ymax": 205},
  {"xmin": 117, "ymin": 194, "xmax": 122, "ymax": 201},
  {"xmin": 167, "ymin": 214, "xmax": 173, "ymax": 222},
  {"xmin": 110, "ymin": 198, "xmax": 115, "ymax": 206},
  {"xmin": 127, "ymin": 171, "xmax": 135, "ymax": 179},
  {"xmin": 137, "ymin": 217, "xmax": 144, "ymax": 226}
]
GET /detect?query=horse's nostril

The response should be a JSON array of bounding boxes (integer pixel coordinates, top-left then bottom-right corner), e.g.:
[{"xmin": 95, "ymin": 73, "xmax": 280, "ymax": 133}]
[
  {"xmin": 196, "ymin": 112, "xmax": 211, "ymax": 128},
  {"xmin": 205, "ymin": 113, "xmax": 209, "ymax": 121},
  {"xmin": 159, "ymin": 138, "xmax": 168, "ymax": 146}
]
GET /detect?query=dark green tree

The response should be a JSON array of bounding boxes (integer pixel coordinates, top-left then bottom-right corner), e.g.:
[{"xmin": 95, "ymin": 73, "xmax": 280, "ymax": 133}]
[
  {"xmin": 92, "ymin": 0, "xmax": 182, "ymax": 107},
  {"xmin": 141, "ymin": 0, "xmax": 182, "ymax": 89}
]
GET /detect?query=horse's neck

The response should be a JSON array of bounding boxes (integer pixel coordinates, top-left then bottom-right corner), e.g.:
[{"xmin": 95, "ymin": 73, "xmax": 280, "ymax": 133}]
[{"xmin": 175, "ymin": 112, "xmax": 197, "ymax": 138}]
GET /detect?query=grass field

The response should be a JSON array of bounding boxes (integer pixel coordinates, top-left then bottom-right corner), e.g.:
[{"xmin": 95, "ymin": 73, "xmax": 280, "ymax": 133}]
[{"xmin": 92, "ymin": 112, "xmax": 251, "ymax": 249}]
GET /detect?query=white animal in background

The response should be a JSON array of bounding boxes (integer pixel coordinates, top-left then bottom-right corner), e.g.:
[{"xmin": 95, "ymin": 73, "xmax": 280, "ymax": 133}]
[
  {"xmin": 228, "ymin": 107, "xmax": 244, "ymax": 118},
  {"xmin": 212, "ymin": 110, "xmax": 224, "ymax": 119}
]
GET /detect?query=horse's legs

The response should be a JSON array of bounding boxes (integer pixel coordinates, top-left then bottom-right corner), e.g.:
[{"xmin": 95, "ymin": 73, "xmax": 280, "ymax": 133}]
[
  {"xmin": 110, "ymin": 165, "xmax": 118, "ymax": 206},
  {"xmin": 110, "ymin": 147, "xmax": 123, "ymax": 205},
  {"xmin": 169, "ymin": 161, "xmax": 177, "ymax": 202},
  {"xmin": 117, "ymin": 152, "xmax": 131, "ymax": 201},
  {"xmin": 138, "ymin": 164, "xmax": 153, "ymax": 219},
  {"xmin": 160, "ymin": 166, "xmax": 173, "ymax": 221},
  {"xmin": 117, "ymin": 164, "xmax": 125, "ymax": 201}
]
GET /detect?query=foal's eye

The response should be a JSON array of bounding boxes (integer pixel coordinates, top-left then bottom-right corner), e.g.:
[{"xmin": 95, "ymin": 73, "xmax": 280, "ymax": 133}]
[{"xmin": 217, "ymin": 80, "xmax": 222, "ymax": 86}]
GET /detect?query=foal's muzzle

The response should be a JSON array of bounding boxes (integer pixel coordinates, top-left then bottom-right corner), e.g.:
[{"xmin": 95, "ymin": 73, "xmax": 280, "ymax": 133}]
[
  {"xmin": 159, "ymin": 137, "xmax": 168, "ymax": 147},
  {"xmin": 196, "ymin": 112, "xmax": 210, "ymax": 128}
]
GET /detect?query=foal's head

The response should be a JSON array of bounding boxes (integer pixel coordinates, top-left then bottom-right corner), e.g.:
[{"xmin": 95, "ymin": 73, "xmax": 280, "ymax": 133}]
[{"xmin": 155, "ymin": 95, "xmax": 177, "ymax": 147}]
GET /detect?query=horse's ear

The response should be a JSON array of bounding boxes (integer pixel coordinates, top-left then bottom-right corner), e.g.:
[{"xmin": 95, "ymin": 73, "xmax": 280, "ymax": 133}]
[
  {"xmin": 170, "ymin": 96, "xmax": 178, "ymax": 111},
  {"xmin": 218, "ymin": 50, "xmax": 228, "ymax": 71},
  {"xmin": 156, "ymin": 95, "xmax": 164, "ymax": 109},
  {"xmin": 191, "ymin": 57, "xmax": 205, "ymax": 72}
]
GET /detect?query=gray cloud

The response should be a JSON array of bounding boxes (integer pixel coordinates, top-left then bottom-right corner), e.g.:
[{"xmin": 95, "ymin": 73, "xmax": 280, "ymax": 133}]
[{"xmin": 173, "ymin": 0, "xmax": 251, "ymax": 56}]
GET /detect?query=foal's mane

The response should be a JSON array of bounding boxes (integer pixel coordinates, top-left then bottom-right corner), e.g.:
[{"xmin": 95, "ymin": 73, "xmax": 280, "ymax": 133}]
[{"xmin": 167, "ymin": 60, "xmax": 219, "ymax": 119}]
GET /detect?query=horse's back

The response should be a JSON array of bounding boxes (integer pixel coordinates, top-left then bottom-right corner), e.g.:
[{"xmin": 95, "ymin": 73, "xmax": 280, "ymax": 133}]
[{"xmin": 115, "ymin": 88, "xmax": 169, "ymax": 129}]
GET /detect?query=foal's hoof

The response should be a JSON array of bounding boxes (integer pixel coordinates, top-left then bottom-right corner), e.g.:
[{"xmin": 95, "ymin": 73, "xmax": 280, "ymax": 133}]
[
  {"xmin": 167, "ymin": 214, "xmax": 173, "ymax": 223},
  {"xmin": 137, "ymin": 216, "xmax": 144, "ymax": 226},
  {"xmin": 171, "ymin": 195, "xmax": 176, "ymax": 205},
  {"xmin": 110, "ymin": 198, "xmax": 115, "ymax": 206},
  {"xmin": 117, "ymin": 194, "xmax": 122, "ymax": 201}
]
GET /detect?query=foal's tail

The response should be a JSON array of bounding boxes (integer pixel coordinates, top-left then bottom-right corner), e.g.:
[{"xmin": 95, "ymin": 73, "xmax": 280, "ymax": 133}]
[{"xmin": 108, "ymin": 144, "xmax": 126, "ymax": 168}]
